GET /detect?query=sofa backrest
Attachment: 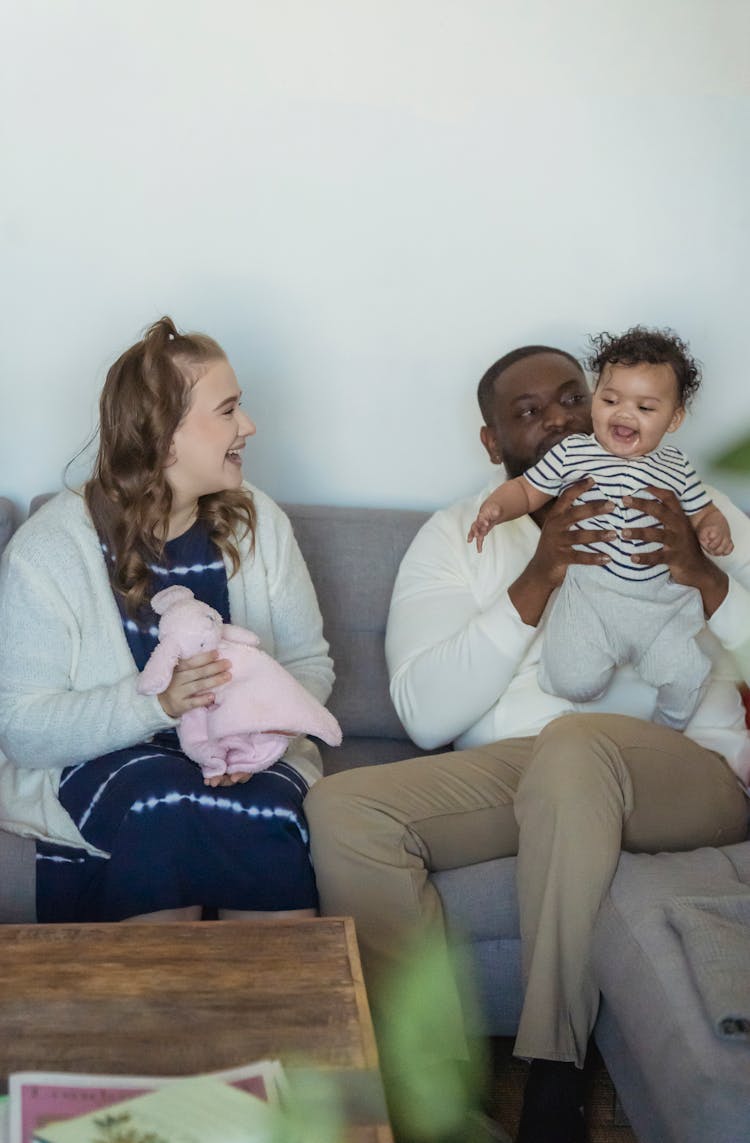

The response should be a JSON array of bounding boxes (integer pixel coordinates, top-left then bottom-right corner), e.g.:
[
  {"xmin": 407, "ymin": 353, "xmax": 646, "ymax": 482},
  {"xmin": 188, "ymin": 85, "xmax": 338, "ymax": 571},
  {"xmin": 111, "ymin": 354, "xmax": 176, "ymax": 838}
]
[
  {"xmin": 0, "ymin": 498, "xmax": 15, "ymax": 561},
  {"xmin": 284, "ymin": 503, "xmax": 430, "ymax": 738}
]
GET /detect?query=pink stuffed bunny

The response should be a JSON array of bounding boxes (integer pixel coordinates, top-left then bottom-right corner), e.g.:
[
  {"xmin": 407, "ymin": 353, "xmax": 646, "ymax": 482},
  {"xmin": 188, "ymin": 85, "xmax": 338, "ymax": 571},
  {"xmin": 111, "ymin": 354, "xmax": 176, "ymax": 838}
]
[{"xmin": 137, "ymin": 585, "xmax": 341, "ymax": 783}]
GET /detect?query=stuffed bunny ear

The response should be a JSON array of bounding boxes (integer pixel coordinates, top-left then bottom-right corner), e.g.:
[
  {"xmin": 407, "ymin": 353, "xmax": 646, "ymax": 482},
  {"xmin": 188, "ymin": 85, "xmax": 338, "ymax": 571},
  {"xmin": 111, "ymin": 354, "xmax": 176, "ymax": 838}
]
[
  {"xmin": 137, "ymin": 637, "xmax": 181, "ymax": 696},
  {"xmin": 151, "ymin": 585, "xmax": 195, "ymax": 615}
]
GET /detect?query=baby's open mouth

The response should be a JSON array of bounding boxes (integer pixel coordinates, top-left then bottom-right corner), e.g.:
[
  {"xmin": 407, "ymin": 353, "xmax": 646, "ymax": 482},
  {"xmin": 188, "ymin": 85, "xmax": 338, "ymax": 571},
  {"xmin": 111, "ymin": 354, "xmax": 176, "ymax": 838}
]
[{"xmin": 611, "ymin": 425, "xmax": 637, "ymax": 443}]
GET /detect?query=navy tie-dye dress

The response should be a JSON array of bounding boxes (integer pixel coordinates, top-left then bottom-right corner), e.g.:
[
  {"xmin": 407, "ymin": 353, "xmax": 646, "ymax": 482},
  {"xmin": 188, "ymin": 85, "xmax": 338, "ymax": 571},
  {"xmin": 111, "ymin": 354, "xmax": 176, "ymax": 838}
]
[{"xmin": 36, "ymin": 521, "xmax": 318, "ymax": 921}]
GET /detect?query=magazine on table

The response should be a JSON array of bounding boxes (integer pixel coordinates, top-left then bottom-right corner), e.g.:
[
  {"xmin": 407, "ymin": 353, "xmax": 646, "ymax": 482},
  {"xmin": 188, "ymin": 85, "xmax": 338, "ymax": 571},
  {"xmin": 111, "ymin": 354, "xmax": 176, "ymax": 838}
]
[{"xmin": 7, "ymin": 1059, "xmax": 286, "ymax": 1143}]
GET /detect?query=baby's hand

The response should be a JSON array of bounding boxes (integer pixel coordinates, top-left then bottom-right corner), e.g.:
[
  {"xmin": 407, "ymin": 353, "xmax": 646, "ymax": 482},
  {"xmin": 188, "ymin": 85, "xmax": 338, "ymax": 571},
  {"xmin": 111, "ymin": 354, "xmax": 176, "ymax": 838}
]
[
  {"xmin": 467, "ymin": 501, "xmax": 503, "ymax": 553},
  {"xmin": 698, "ymin": 518, "xmax": 734, "ymax": 557}
]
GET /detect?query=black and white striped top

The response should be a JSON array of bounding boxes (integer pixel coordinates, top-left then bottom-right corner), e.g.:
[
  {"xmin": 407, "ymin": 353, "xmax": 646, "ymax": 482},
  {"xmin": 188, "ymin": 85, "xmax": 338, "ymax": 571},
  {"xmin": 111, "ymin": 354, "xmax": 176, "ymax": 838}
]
[{"xmin": 523, "ymin": 432, "xmax": 712, "ymax": 582}]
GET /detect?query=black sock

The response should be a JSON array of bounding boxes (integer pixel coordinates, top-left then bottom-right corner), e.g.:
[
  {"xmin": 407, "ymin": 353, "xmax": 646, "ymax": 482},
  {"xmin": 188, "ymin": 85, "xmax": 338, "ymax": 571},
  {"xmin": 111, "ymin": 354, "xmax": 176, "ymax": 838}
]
[{"xmin": 516, "ymin": 1059, "xmax": 586, "ymax": 1143}]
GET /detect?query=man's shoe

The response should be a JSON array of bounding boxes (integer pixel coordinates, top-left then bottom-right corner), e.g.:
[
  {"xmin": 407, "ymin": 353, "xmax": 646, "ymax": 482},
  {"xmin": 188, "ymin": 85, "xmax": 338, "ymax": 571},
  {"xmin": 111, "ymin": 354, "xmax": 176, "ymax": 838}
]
[{"xmin": 515, "ymin": 1059, "xmax": 587, "ymax": 1143}]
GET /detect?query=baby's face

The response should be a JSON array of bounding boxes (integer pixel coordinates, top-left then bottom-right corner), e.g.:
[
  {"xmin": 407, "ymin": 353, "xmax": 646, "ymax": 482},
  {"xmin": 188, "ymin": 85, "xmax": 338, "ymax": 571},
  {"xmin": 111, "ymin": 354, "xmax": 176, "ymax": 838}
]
[{"xmin": 591, "ymin": 362, "xmax": 685, "ymax": 458}]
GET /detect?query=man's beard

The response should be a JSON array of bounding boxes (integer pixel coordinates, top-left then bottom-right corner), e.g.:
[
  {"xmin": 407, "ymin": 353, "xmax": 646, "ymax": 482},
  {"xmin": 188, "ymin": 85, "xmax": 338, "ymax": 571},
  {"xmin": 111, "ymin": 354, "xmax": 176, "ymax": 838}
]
[
  {"xmin": 504, "ymin": 432, "xmax": 573, "ymax": 478},
  {"xmin": 501, "ymin": 452, "xmax": 527, "ymax": 479}
]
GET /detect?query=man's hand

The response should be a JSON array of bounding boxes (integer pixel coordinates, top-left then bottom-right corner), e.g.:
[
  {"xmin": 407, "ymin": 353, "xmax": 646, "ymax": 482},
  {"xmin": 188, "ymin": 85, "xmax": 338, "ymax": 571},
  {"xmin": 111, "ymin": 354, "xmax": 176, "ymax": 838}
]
[
  {"xmin": 623, "ymin": 485, "xmax": 729, "ymax": 616},
  {"xmin": 509, "ymin": 479, "xmax": 615, "ymax": 626}
]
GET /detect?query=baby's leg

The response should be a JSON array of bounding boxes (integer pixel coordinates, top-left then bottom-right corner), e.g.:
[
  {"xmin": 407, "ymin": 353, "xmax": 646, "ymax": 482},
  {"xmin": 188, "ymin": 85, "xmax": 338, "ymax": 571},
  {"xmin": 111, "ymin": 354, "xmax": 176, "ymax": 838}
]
[
  {"xmin": 538, "ymin": 568, "xmax": 618, "ymax": 702},
  {"xmin": 635, "ymin": 586, "xmax": 710, "ymax": 730}
]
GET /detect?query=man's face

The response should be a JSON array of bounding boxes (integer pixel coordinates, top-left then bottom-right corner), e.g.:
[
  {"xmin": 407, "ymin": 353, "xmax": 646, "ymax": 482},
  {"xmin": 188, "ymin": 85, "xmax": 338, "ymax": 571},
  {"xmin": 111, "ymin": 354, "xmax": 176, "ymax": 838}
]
[{"xmin": 480, "ymin": 352, "xmax": 592, "ymax": 477}]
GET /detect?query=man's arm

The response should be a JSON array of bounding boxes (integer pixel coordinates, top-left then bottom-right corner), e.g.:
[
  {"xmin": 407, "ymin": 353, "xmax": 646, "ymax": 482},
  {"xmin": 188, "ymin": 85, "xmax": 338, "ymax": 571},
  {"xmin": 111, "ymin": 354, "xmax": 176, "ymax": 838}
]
[
  {"xmin": 624, "ymin": 485, "xmax": 750, "ymax": 679},
  {"xmin": 385, "ymin": 483, "xmax": 615, "ymax": 749},
  {"xmin": 509, "ymin": 481, "xmax": 616, "ymax": 627},
  {"xmin": 386, "ymin": 505, "xmax": 542, "ymax": 749},
  {"xmin": 623, "ymin": 485, "xmax": 730, "ymax": 617}
]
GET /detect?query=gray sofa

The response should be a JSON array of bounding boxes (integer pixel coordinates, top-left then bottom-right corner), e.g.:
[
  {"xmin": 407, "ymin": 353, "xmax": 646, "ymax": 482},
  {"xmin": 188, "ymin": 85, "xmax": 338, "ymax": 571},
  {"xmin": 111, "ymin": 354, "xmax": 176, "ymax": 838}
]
[{"xmin": 1, "ymin": 495, "xmax": 749, "ymax": 1143}]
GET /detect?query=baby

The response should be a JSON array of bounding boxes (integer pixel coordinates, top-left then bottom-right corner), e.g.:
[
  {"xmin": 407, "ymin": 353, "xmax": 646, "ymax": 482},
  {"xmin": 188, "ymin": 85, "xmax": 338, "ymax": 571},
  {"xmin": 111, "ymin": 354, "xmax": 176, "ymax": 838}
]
[{"xmin": 468, "ymin": 326, "xmax": 733, "ymax": 730}]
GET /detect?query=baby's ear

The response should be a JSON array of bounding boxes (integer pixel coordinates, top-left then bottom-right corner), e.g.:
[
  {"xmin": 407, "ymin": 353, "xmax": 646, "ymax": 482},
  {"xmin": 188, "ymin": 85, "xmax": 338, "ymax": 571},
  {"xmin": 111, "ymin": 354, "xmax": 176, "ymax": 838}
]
[{"xmin": 666, "ymin": 405, "xmax": 686, "ymax": 434}]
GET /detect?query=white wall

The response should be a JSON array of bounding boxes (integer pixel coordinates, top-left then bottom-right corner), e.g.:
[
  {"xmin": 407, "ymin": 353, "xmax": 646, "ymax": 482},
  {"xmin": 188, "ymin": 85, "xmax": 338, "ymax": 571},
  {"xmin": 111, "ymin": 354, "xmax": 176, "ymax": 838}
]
[{"xmin": 2, "ymin": 0, "xmax": 750, "ymax": 516}]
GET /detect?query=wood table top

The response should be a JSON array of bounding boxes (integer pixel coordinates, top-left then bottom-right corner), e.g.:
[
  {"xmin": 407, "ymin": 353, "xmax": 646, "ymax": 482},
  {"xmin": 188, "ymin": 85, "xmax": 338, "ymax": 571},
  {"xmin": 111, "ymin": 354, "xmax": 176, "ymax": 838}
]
[{"xmin": 0, "ymin": 917, "xmax": 392, "ymax": 1142}]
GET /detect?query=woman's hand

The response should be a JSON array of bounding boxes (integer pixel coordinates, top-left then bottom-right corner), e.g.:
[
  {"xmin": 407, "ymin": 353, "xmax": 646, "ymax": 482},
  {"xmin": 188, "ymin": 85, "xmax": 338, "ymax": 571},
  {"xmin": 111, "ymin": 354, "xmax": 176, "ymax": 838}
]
[
  {"xmin": 509, "ymin": 479, "xmax": 615, "ymax": 626},
  {"xmin": 204, "ymin": 729, "xmax": 296, "ymax": 787},
  {"xmin": 623, "ymin": 485, "xmax": 729, "ymax": 617},
  {"xmin": 157, "ymin": 651, "xmax": 232, "ymax": 719},
  {"xmin": 206, "ymin": 772, "xmax": 253, "ymax": 788}
]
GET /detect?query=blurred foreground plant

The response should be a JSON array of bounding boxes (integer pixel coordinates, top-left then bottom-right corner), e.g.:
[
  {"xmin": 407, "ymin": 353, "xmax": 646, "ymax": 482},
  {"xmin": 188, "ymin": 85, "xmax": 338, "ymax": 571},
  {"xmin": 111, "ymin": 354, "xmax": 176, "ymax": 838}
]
[
  {"xmin": 377, "ymin": 932, "xmax": 489, "ymax": 1142},
  {"xmin": 237, "ymin": 931, "xmax": 488, "ymax": 1141},
  {"xmin": 711, "ymin": 433, "xmax": 750, "ymax": 475},
  {"xmin": 231, "ymin": 1068, "xmax": 345, "ymax": 1142}
]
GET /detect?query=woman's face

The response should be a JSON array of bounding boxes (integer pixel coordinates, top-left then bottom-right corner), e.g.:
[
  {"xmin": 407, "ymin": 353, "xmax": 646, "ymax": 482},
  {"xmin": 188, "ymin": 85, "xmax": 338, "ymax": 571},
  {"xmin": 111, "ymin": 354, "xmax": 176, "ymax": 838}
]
[{"xmin": 166, "ymin": 357, "xmax": 256, "ymax": 507}]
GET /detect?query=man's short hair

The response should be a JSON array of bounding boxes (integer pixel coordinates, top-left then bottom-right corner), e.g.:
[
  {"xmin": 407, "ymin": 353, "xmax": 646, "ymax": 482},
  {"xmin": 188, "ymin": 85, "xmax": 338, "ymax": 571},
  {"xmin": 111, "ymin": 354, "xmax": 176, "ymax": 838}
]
[
  {"xmin": 587, "ymin": 326, "xmax": 702, "ymax": 407},
  {"xmin": 477, "ymin": 345, "xmax": 583, "ymax": 426}
]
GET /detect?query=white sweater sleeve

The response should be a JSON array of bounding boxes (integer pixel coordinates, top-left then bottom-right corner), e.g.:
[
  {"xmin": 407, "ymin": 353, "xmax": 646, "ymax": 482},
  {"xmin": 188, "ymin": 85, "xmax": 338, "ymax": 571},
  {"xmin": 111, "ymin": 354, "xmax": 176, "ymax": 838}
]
[
  {"xmin": 705, "ymin": 488, "xmax": 750, "ymax": 681},
  {"xmin": 260, "ymin": 500, "xmax": 335, "ymax": 707},
  {"xmin": 0, "ymin": 546, "xmax": 175, "ymax": 771},
  {"xmin": 385, "ymin": 506, "xmax": 540, "ymax": 750}
]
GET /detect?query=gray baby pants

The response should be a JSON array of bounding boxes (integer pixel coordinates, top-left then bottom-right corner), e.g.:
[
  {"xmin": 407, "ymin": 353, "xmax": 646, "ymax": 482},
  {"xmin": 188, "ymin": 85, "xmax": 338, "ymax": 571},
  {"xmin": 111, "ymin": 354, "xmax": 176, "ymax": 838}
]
[{"xmin": 538, "ymin": 564, "xmax": 711, "ymax": 730}]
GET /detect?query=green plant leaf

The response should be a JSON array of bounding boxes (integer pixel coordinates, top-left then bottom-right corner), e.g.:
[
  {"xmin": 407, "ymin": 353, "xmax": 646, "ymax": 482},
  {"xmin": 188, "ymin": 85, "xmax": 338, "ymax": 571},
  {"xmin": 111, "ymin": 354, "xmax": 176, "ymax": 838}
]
[
  {"xmin": 377, "ymin": 933, "xmax": 487, "ymax": 1141},
  {"xmin": 711, "ymin": 434, "xmax": 750, "ymax": 473}
]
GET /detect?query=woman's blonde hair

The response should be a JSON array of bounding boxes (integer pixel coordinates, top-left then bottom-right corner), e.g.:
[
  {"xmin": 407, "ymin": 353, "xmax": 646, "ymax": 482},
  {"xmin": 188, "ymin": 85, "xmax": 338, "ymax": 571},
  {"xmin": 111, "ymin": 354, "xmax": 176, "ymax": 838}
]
[{"xmin": 85, "ymin": 316, "xmax": 256, "ymax": 617}]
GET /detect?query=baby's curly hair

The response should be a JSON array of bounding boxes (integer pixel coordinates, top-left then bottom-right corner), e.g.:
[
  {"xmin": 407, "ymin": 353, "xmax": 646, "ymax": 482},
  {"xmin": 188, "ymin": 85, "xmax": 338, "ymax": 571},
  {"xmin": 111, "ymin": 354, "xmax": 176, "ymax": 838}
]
[{"xmin": 587, "ymin": 326, "xmax": 702, "ymax": 408}]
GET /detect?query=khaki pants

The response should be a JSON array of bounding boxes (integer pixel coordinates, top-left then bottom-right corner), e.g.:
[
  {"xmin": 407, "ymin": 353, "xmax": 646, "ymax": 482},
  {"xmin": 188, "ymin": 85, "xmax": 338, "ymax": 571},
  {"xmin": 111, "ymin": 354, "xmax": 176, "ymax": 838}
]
[{"xmin": 305, "ymin": 713, "xmax": 748, "ymax": 1067}]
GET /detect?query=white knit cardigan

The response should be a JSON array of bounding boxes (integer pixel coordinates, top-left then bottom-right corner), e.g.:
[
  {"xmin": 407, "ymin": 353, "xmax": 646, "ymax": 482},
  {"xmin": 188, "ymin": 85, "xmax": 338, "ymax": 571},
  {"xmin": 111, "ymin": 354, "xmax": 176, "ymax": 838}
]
[{"xmin": 0, "ymin": 485, "xmax": 334, "ymax": 855}]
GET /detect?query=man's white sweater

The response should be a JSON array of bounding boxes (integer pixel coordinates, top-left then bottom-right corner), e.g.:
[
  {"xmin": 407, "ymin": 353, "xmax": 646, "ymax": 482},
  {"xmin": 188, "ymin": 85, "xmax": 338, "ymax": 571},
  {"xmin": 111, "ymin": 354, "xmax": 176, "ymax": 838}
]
[
  {"xmin": 386, "ymin": 477, "xmax": 750, "ymax": 784},
  {"xmin": 0, "ymin": 486, "xmax": 334, "ymax": 854}
]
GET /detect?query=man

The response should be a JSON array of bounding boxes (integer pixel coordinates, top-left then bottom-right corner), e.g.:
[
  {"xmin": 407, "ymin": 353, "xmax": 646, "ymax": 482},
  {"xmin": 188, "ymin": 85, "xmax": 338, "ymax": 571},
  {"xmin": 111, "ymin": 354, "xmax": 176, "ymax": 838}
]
[{"xmin": 305, "ymin": 345, "xmax": 750, "ymax": 1143}]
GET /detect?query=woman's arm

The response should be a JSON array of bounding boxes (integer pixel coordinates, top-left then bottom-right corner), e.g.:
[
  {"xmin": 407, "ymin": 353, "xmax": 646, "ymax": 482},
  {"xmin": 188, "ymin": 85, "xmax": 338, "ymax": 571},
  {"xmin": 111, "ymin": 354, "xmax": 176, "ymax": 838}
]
[{"xmin": 0, "ymin": 545, "xmax": 175, "ymax": 770}]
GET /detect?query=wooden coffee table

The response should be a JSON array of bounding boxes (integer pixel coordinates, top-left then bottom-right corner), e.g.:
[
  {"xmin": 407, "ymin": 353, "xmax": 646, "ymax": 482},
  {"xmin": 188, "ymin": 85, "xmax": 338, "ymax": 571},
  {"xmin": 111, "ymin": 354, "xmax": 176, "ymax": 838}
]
[{"xmin": 0, "ymin": 917, "xmax": 392, "ymax": 1142}]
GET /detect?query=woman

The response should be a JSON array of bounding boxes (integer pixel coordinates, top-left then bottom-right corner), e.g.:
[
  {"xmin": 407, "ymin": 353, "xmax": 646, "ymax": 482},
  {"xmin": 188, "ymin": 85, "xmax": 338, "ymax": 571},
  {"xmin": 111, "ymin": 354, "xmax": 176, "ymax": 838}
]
[{"xmin": 0, "ymin": 317, "xmax": 334, "ymax": 923}]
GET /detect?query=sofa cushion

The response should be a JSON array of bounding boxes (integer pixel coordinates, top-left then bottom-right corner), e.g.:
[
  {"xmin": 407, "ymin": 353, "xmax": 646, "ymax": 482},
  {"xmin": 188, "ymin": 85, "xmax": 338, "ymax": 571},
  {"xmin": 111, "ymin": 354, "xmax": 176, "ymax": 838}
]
[
  {"xmin": 319, "ymin": 736, "xmax": 434, "ymax": 775},
  {"xmin": 0, "ymin": 497, "xmax": 15, "ymax": 561},
  {"xmin": 0, "ymin": 830, "xmax": 36, "ymax": 922},
  {"xmin": 593, "ymin": 845, "xmax": 750, "ymax": 1143},
  {"xmin": 434, "ymin": 857, "xmax": 524, "ymax": 1036}
]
